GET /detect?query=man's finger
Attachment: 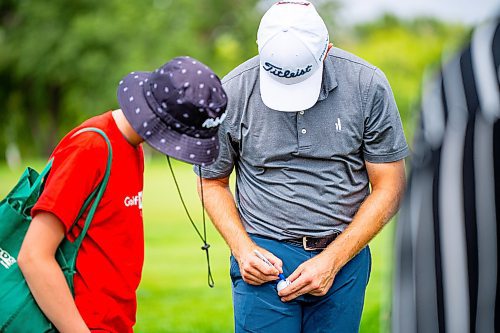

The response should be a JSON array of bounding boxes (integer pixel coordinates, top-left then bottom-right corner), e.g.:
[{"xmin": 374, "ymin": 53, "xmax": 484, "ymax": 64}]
[
  {"xmin": 286, "ymin": 263, "xmax": 305, "ymax": 284},
  {"xmin": 252, "ymin": 257, "xmax": 281, "ymax": 277},
  {"xmin": 280, "ymin": 285, "xmax": 313, "ymax": 302},
  {"xmin": 278, "ymin": 274, "xmax": 312, "ymax": 300},
  {"xmin": 243, "ymin": 275, "xmax": 265, "ymax": 285},
  {"xmin": 253, "ymin": 249, "xmax": 283, "ymax": 275},
  {"xmin": 243, "ymin": 265, "xmax": 278, "ymax": 283},
  {"xmin": 242, "ymin": 268, "xmax": 278, "ymax": 285},
  {"xmin": 262, "ymin": 251, "xmax": 283, "ymax": 273}
]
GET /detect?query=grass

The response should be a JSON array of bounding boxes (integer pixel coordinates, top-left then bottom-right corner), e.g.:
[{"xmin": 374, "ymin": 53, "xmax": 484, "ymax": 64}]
[{"xmin": 0, "ymin": 158, "xmax": 394, "ymax": 332}]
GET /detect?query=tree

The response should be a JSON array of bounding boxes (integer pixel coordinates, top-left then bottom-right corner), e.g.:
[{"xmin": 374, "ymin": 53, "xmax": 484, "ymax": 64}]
[
  {"xmin": 0, "ymin": 3, "xmax": 463, "ymax": 162},
  {"xmin": 0, "ymin": 0, "xmax": 263, "ymax": 161},
  {"xmin": 339, "ymin": 15, "xmax": 467, "ymax": 139}
]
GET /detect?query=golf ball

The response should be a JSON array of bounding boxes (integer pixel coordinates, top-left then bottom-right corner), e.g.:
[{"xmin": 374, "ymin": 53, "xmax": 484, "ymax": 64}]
[{"xmin": 276, "ymin": 279, "xmax": 291, "ymax": 292}]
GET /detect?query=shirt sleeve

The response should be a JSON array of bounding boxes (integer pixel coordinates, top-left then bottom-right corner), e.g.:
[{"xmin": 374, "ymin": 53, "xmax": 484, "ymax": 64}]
[
  {"xmin": 362, "ymin": 68, "xmax": 410, "ymax": 163},
  {"xmin": 194, "ymin": 75, "xmax": 240, "ymax": 179},
  {"xmin": 32, "ymin": 131, "xmax": 108, "ymax": 234}
]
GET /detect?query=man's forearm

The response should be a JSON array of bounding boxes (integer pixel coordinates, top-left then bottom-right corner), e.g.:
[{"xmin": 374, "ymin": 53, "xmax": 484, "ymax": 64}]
[
  {"xmin": 197, "ymin": 177, "xmax": 254, "ymax": 259},
  {"xmin": 198, "ymin": 176, "xmax": 285, "ymax": 284},
  {"xmin": 278, "ymin": 181, "xmax": 404, "ymax": 301},
  {"xmin": 325, "ymin": 187, "xmax": 401, "ymax": 272},
  {"xmin": 324, "ymin": 160, "xmax": 406, "ymax": 273}
]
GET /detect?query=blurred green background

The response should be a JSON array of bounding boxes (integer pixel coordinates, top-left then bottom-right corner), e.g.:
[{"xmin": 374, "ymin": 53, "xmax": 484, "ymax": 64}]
[{"xmin": 0, "ymin": 0, "xmax": 471, "ymax": 332}]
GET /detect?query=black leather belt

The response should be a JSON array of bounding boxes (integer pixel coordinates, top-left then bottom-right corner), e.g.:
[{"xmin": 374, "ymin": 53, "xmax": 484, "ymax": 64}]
[{"xmin": 284, "ymin": 231, "xmax": 341, "ymax": 250}]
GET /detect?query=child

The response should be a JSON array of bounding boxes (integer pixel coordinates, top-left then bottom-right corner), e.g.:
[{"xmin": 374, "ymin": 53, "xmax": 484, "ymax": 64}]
[{"xmin": 18, "ymin": 56, "xmax": 227, "ymax": 332}]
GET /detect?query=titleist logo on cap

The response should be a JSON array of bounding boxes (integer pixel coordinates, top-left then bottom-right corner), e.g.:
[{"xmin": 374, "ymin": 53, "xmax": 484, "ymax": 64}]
[{"xmin": 263, "ymin": 62, "xmax": 313, "ymax": 79}]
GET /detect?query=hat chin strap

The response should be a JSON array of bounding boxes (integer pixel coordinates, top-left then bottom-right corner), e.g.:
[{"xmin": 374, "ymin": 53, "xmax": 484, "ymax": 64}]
[{"xmin": 166, "ymin": 155, "xmax": 214, "ymax": 288}]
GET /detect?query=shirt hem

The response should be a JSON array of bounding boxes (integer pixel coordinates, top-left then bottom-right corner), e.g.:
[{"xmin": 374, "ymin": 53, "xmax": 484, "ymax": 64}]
[
  {"xmin": 194, "ymin": 166, "xmax": 232, "ymax": 179},
  {"xmin": 364, "ymin": 146, "xmax": 410, "ymax": 163}
]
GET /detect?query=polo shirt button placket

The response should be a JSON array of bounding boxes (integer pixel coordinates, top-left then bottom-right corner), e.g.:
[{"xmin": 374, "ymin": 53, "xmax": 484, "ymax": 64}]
[{"xmin": 297, "ymin": 110, "xmax": 310, "ymax": 150}]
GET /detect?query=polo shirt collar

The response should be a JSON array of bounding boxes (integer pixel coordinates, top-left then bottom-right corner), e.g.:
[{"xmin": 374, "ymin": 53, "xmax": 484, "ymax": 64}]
[{"xmin": 318, "ymin": 57, "xmax": 338, "ymax": 102}]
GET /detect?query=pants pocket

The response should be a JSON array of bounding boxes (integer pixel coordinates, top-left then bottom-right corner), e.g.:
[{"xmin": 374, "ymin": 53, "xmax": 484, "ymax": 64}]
[{"xmin": 229, "ymin": 255, "xmax": 242, "ymax": 283}]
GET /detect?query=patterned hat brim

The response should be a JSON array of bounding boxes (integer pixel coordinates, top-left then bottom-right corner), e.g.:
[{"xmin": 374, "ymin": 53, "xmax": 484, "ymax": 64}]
[{"xmin": 117, "ymin": 72, "xmax": 220, "ymax": 166}]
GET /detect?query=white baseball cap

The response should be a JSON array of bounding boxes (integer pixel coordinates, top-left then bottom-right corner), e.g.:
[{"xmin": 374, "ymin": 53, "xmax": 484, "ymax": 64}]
[{"xmin": 257, "ymin": 1, "xmax": 329, "ymax": 112}]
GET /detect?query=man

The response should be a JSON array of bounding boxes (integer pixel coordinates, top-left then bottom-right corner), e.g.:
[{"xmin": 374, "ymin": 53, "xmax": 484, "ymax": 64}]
[
  {"xmin": 393, "ymin": 17, "xmax": 499, "ymax": 333},
  {"xmin": 18, "ymin": 56, "xmax": 227, "ymax": 332},
  {"xmin": 195, "ymin": 1, "xmax": 408, "ymax": 332}
]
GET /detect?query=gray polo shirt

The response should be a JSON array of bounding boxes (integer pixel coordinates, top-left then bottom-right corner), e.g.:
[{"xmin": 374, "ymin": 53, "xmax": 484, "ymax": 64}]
[{"xmin": 195, "ymin": 47, "xmax": 409, "ymax": 240}]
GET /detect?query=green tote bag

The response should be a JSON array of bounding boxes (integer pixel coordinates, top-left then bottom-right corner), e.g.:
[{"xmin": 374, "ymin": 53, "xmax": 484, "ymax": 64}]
[{"xmin": 0, "ymin": 127, "xmax": 112, "ymax": 332}]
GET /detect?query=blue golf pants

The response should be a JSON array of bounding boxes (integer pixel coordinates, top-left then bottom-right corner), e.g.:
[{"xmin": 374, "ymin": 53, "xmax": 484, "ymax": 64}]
[{"xmin": 230, "ymin": 235, "xmax": 371, "ymax": 333}]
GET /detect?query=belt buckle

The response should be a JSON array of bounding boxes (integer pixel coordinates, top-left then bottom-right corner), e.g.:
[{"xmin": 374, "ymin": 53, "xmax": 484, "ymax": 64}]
[
  {"xmin": 302, "ymin": 232, "xmax": 340, "ymax": 251},
  {"xmin": 302, "ymin": 236, "xmax": 323, "ymax": 251}
]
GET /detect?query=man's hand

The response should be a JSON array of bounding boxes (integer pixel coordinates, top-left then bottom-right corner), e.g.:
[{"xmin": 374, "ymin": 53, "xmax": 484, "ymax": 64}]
[
  {"xmin": 277, "ymin": 251, "xmax": 336, "ymax": 302},
  {"xmin": 197, "ymin": 176, "xmax": 285, "ymax": 286},
  {"xmin": 236, "ymin": 246, "xmax": 284, "ymax": 285}
]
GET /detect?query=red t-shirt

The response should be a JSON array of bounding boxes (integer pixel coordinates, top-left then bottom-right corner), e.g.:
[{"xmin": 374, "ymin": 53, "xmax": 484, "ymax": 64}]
[{"xmin": 32, "ymin": 111, "xmax": 144, "ymax": 332}]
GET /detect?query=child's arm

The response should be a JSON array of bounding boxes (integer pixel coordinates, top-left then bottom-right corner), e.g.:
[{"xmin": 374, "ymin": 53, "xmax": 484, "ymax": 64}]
[{"xmin": 18, "ymin": 211, "xmax": 90, "ymax": 333}]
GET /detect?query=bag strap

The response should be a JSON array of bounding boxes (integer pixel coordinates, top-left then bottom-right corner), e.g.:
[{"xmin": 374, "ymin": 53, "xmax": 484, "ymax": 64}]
[
  {"xmin": 23, "ymin": 159, "xmax": 55, "ymax": 215},
  {"xmin": 30, "ymin": 159, "xmax": 54, "ymax": 192},
  {"xmin": 62, "ymin": 127, "xmax": 113, "ymax": 266}
]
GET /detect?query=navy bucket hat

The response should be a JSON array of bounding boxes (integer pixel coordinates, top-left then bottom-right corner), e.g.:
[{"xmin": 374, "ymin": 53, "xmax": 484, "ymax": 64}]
[{"xmin": 117, "ymin": 56, "xmax": 227, "ymax": 166}]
